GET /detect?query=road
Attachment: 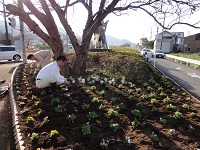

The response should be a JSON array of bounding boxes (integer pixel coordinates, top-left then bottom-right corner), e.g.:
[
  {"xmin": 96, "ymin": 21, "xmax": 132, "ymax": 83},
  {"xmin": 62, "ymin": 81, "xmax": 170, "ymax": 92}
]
[
  {"xmin": 0, "ymin": 60, "xmax": 22, "ymax": 150},
  {"xmin": 150, "ymin": 58, "xmax": 200, "ymax": 100}
]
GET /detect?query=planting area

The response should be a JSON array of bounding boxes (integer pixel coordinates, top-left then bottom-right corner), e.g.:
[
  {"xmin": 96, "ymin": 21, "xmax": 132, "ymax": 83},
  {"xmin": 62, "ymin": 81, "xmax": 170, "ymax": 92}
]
[{"xmin": 12, "ymin": 50, "xmax": 200, "ymax": 150}]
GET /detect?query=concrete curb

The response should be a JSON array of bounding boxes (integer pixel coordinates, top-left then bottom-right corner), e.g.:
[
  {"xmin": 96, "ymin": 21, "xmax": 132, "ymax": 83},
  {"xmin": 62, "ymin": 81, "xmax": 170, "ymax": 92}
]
[{"xmin": 9, "ymin": 66, "xmax": 25, "ymax": 150}]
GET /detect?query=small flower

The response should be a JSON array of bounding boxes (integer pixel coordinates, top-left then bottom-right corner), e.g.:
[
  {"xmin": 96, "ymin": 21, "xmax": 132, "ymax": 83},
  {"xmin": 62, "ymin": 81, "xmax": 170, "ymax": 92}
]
[
  {"xmin": 43, "ymin": 116, "xmax": 49, "ymax": 124},
  {"xmin": 100, "ymin": 139, "xmax": 109, "ymax": 149}
]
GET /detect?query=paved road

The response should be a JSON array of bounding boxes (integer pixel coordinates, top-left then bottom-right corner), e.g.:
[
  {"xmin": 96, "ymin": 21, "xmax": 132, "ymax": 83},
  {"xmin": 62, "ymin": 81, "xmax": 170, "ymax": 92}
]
[
  {"xmin": 0, "ymin": 60, "xmax": 22, "ymax": 150},
  {"xmin": 150, "ymin": 58, "xmax": 200, "ymax": 100}
]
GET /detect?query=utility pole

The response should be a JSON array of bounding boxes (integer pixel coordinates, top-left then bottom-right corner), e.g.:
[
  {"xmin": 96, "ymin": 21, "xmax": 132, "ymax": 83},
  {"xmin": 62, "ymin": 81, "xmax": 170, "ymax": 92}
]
[
  {"xmin": 18, "ymin": 0, "xmax": 27, "ymax": 63},
  {"xmin": 2, "ymin": 0, "xmax": 10, "ymax": 45}
]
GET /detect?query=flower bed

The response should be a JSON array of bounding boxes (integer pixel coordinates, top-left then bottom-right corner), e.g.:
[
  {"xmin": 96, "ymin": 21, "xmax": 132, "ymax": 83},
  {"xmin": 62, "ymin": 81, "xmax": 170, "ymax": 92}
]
[{"xmin": 11, "ymin": 62, "xmax": 200, "ymax": 149}]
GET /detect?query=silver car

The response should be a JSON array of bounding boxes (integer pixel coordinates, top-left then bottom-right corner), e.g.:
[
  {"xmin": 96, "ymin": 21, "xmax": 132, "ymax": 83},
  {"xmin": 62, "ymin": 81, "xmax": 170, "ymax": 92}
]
[
  {"xmin": 0, "ymin": 46, "xmax": 21, "ymax": 61},
  {"xmin": 152, "ymin": 49, "xmax": 165, "ymax": 58}
]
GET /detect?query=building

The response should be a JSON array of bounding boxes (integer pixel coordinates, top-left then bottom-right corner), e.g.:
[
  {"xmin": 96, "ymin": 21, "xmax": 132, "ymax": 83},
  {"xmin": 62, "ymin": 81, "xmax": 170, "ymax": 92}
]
[
  {"xmin": 183, "ymin": 33, "xmax": 200, "ymax": 53},
  {"xmin": 154, "ymin": 31, "xmax": 184, "ymax": 53}
]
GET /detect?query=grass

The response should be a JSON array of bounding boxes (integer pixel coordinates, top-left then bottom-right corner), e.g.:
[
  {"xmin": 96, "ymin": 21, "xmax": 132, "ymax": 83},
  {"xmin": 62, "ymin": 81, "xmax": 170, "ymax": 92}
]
[{"xmin": 171, "ymin": 53, "xmax": 200, "ymax": 61}]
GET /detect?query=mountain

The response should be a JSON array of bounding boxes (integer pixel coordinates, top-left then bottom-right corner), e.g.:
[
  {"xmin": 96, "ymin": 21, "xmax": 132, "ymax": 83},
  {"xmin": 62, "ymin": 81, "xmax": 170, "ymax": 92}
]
[{"xmin": 106, "ymin": 34, "xmax": 137, "ymax": 47}]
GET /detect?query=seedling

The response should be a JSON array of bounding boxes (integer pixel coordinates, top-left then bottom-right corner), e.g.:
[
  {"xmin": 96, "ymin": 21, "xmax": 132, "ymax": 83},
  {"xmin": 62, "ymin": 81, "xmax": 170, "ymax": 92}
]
[
  {"xmin": 132, "ymin": 109, "xmax": 142, "ymax": 117},
  {"xmin": 173, "ymin": 111, "xmax": 183, "ymax": 119},
  {"xmin": 150, "ymin": 132, "xmax": 159, "ymax": 142},
  {"xmin": 131, "ymin": 118, "xmax": 141, "ymax": 127},
  {"xmin": 67, "ymin": 114, "xmax": 77, "ymax": 123},
  {"xmin": 107, "ymin": 108, "xmax": 118, "ymax": 117},
  {"xmin": 50, "ymin": 130, "xmax": 59, "ymax": 137},
  {"xmin": 31, "ymin": 132, "xmax": 38, "ymax": 141},
  {"xmin": 109, "ymin": 123, "xmax": 119, "ymax": 132},
  {"xmin": 82, "ymin": 123, "xmax": 91, "ymax": 135},
  {"xmin": 54, "ymin": 105, "xmax": 62, "ymax": 112},
  {"xmin": 82, "ymin": 103, "xmax": 90, "ymax": 109},
  {"xmin": 159, "ymin": 118, "xmax": 167, "ymax": 125},
  {"xmin": 87, "ymin": 111, "xmax": 99, "ymax": 120},
  {"xmin": 91, "ymin": 97, "xmax": 100, "ymax": 103}
]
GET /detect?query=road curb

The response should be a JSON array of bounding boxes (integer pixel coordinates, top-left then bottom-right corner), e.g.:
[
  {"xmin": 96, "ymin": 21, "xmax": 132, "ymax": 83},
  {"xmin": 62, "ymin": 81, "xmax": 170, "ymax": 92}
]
[{"xmin": 9, "ymin": 66, "xmax": 25, "ymax": 150}]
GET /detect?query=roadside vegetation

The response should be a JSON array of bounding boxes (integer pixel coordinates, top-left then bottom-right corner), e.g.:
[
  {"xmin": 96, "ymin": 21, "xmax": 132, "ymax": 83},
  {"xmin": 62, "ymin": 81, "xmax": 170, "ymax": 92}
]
[{"xmin": 171, "ymin": 53, "xmax": 200, "ymax": 61}]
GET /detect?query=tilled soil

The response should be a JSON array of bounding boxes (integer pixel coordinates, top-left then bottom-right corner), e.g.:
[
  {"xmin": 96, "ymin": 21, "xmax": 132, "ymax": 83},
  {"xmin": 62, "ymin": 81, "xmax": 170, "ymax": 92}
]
[{"xmin": 11, "ymin": 63, "xmax": 200, "ymax": 149}]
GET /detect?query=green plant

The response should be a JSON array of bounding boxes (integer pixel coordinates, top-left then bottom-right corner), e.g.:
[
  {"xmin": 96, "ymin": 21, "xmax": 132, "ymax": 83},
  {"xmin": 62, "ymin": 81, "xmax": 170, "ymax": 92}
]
[
  {"xmin": 182, "ymin": 92, "xmax": 187, "ymax": 96},
  {"xmin": 110, "ymin": 97, "xmax": 117, "ymax": 103},
  {"xmin": 129, "ymin": 84, "xmax": 135, "ymax": 89},
  {"xmin": 131, "ymin": 118, "xmax": 141, "ymax": 127},
  {"xmin": 35, "ymin": 100, "xmax": 41, "ymax": 106},
  {"xmin": 67, "ymin": 114, "xmax": 77, "ymax": 123},
  {"xmin": 163, "ymin": 97, "xmax": 171, "ymax": 103},
  {"xmin": 160, "ymin": 91, "xmax": 167, "ymax": 97},
  {"xmin": 87, "ymin": 111, "xmax": 99, "ymax": 120},
  {"xmin": 72, "ymin": 99, "xmax": 79, "ymax": 104},
  {"xmin": 147, "ymin": 86, "xmax": 153, "ymax": 92},
  {"xmin": 168, "ymin": 129, "xmax": 176, "ymax": 136},
  {"xmin": 182, "ymin": 104, "xmax": 190, "ymax": 109},
  {"xmin": 129, "ymin": 95, "xmax": 136, "ymax": 101},
  {"xmin": 100, "ymin": 90, "xmax": 106, "ymax": 96},
  {"xmin": 141, "ymin": 94, "xmax": 148, "ymax": 99},
  {"xmin": 90, "ymin": 86, "xmax": 96, "ymax": 91},
  {"xmin": 51, "ymin": 98, "xmax": 60, "ymax": 105},
  {"xmin": 150, "ymin": 132, "xmax": 159, "ymax": 142},
  {"xmin": 190, "ymin": 112, "xmax": 196, "ymax": 117},
  {"xmin": 188, "ymin": 125, "xmax": 194, "ymax": 132},
  {"xmin": 136, "ymin": 102, "xmax": 143, "ymax": 108},
  {"xmin": 92, "ymin": 97, "xmax": 100, "ymax": 103},
  {"xmin": 54, "ymin": 105, "xmax": 63, "ymax": 112},
  {"xmin": 31, "ymin": 132, "xmax": 38, "ymax": 141},
  {"xmin": 82, "ymin": 103, "xmax": 90, "ymax": 109},
  {"xmin": 128, "ymin": 89, "xmax": 133, "ymax": 94},
  {"xmin": 43, "ymin": 116, "xmax": 49, "ymax": 124},
  {"xmin": 151, "ymin": 107, "xmax": 159, "ymax": 112},
  {"xmin": 31, "ymin": 95, "xmax": 37, "ymax": 100},
  {"xmin": 118, "ymin": 84, "xmax": 123, "ymax": 89},
  {"xmin": 124, "ymin": 137, "xmax": 132, "ymax": 147},
  {"xmin": 117, "ymin": 90, "xmax": 123, "ymax": 95},
  {"xmin": 151, "ymin": 98, "xmax": 158, "ymax": 104},
  {"xmin": 159, "ymin": 118, "xmax": 167, "ymax": 125},
  {"xmin": 82, "ymin": 123, "xmax": 91, "ymax": 135},
  {"xmin": 85, "ymin": 89, "xmax": 91, "ymax": 94},
  {"xmin": 109, "ymin": 123, "xmax": 119, "ymax": 132},
  {"xmin": 117, "ymin": 103, "xmax": 125, "ymax": 110},
  {"xmin": 107, "ymin": 108, "xmax": 118, "ymax": 116},
  {"xmin": 167, "ymin": 104, "xmax": 176, "ymax": 111},
  {"xmin": 100, "ymin": 139, "xmax": 109, "ymax": 149},
  {"xmin": 41, "ymin": 90, "xmax": 47, "ymax": 96},
  {"xmin": 143, "ymin": 83, "xmax": 148, "ymax": 87},
  {"xmin": 26, "ymin": 116, "xmax": 34, "ymax": 124},
  {"xmin": 148, "ymin": 93, "xmax": 156, "ymax": 98},
  {"xmin": 50, "ymin": 130, "xmax": 59, "ymax": 137},
  {"xmin": 173, "ymin": 111, "xmax": 183, "ymax": 119},
  {"xmin": 136, "ymin": 88, "xmax": 141, "ymax": 94},
  {"xmin": 132, "ymin": 109, "xmax": 141, "ymax": 117}
]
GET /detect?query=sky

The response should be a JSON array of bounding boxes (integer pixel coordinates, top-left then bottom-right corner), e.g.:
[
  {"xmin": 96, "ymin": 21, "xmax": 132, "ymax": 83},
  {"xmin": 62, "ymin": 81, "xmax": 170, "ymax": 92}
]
[{"xmin": 1, "ymin": 0, "xmax": 200, "ymax": 44}]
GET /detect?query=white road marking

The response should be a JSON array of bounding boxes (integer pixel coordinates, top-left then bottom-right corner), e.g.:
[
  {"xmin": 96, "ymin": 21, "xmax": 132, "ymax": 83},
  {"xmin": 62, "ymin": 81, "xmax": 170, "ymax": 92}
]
[{"xmin": 187, "ymin": 73, "xmax": 200, "ymax": 78}]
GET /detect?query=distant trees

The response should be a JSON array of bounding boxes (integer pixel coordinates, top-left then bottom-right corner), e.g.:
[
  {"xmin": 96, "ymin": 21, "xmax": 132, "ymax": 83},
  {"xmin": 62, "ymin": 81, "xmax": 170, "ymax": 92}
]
[
  {"xmin": 5, "ymin": 0, "xmax": 200, "ymax": 76},
  {"xmin": 140, "ymin": 37, "xmax": 154, "ymax": 49}
]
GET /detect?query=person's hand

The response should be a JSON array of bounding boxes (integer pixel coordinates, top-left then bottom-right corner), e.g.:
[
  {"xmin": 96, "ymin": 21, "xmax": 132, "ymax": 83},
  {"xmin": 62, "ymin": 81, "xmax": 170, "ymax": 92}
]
[
  {"xmin": 35, "ymin": 63, "xmax": 40, "ymax": 68},
  {"xmin": 64, "ymin": 78, "xmax": 70, "ymax": 84}
]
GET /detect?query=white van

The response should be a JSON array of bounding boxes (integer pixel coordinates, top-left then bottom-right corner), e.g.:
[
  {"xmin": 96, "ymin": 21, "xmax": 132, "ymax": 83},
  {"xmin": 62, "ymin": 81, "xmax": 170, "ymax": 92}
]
[{"xmin": 0, "ymin": 46, "xmax": 21, "ymax": 61}]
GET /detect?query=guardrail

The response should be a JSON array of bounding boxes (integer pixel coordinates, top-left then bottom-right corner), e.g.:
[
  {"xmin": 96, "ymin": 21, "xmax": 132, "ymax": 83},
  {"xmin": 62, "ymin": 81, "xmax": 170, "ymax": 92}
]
[{"xmin": 165, "ymin": 54, "xmax": 200, "ymax": 69}]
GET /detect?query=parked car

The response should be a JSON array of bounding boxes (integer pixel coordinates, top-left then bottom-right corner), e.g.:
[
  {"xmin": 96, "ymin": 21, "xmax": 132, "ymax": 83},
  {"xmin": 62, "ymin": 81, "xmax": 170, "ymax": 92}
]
[
  {"xmin": 0, "ymin": 46, "xmax": 21, "ymax": 61},
  {"xmin": 141, "ymin": 48, "xmax": 151, "ymax": 56},
  {"xmin": 141, "ymin": 48, "xmax": 152, "ymax": 61},
  {"xmin": 152, "ymin": 49, "xmax": 165, "ymax": 58}
]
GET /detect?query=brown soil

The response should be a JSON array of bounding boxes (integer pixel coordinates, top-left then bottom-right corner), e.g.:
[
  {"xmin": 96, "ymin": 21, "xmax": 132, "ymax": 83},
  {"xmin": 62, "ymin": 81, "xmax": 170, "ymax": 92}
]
[{"xmin": 12, "ymin": 63, "xmax": 200, "ymax": 150}]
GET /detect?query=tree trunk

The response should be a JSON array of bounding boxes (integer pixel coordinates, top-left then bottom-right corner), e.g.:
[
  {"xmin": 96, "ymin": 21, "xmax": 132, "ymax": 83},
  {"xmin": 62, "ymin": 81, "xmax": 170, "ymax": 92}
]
[{"xmin": 72, "ymin": 44, "xmax": 89, "ymax": 76}]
